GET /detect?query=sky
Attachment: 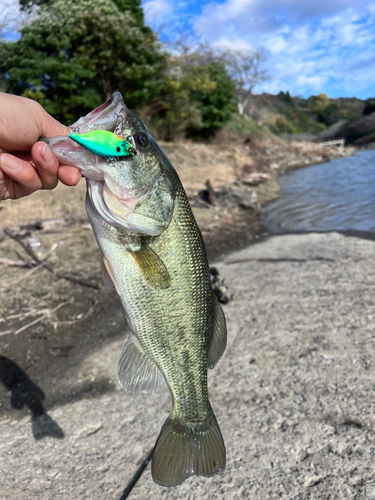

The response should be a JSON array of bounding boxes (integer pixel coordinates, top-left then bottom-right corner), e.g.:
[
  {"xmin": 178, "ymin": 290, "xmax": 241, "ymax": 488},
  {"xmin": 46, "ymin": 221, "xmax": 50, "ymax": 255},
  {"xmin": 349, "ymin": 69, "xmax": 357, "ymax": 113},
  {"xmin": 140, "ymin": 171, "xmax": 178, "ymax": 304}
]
[{"xmin": 142, "ymin": 0, "xmax": 375, "ymax": 99}]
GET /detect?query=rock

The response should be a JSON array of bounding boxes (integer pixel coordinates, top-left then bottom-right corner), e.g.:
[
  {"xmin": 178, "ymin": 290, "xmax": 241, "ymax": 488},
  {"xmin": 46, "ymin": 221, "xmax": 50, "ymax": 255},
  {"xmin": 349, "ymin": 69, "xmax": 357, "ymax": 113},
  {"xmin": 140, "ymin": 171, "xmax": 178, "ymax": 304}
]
[
  {"xmin": 216, "ymin": 187, "xmax": 260, "ymax": 211},
  {"xmin": 240, "ymin": 173, "xmax": 271, "ymax": 186},
  {"xmin": 318, "ymin": 112, "xmax": 375, "ymax": 144},
  {"xmin": 318, "ymin": 120, "xmax": 348, "ymax": 141},
  {"xmin": 209, "ymin": 267, "xmax": 232, "ymax": 304}
]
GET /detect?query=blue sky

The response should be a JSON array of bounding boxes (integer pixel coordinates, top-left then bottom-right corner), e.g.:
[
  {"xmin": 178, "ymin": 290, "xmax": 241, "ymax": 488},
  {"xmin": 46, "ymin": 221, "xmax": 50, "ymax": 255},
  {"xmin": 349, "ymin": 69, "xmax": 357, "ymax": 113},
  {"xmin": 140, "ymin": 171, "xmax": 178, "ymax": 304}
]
[{"xmin": 142, "ymin": 0, "xmax": 375, "ymax": 99}]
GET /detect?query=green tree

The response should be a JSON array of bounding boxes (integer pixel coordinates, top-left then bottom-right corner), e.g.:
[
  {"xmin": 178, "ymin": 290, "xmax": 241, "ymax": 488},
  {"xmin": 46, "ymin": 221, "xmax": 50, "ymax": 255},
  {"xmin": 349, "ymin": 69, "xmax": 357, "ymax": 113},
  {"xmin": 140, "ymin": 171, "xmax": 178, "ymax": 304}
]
[
  {"xmin": 318, "ymin": 102, "xmax": 341, "ymax": 126},
  {"xmin": 188, "ymin": 62, "xmax": 238, "ymax": 137},
  {"xmin": 144, "ymin": 44, "xmax": 237, "ymax": 140},
  {"xmin": 314, "ymin": 93, "xmax": 329, "ymax": 112},
  {"xmin": 363, "ymin": 98, "xmax": 375, "ymax": 115},
  {"xmin": 278, "ymin": 90, "xmax": 295, "ymax": 108},
  {"xmin": 0, "ymin": 0, "xmax": 164, "ymax": 122},
  {"xmin": 19, "ymin": 0, "xmax": 145, "ymax": 25}
]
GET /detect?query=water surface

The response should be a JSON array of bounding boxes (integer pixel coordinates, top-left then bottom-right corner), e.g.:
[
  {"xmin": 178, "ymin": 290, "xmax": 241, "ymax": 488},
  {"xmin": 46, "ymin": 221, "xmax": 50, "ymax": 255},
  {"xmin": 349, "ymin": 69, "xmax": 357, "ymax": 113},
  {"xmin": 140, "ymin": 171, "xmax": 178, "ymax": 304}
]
[{"xmin": 262, "ymin": 150, "xmax": 375, "ymax": 235}]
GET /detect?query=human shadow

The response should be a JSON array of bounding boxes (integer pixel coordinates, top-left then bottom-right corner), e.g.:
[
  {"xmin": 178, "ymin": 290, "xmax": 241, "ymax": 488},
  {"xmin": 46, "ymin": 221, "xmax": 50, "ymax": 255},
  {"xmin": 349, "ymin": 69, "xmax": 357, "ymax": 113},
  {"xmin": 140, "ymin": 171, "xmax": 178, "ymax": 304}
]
[{"xmin": 0, "ymin": 355, "xmax": 64, "ymax": 440}]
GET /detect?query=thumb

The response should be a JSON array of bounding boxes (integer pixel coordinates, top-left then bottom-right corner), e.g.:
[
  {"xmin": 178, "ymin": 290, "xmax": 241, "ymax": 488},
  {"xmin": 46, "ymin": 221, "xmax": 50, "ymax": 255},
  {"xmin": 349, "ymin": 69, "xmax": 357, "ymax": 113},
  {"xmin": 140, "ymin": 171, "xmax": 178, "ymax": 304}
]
[{"xmin": 40, "ymin": 113, "xmax": 71, "ymax": 139}]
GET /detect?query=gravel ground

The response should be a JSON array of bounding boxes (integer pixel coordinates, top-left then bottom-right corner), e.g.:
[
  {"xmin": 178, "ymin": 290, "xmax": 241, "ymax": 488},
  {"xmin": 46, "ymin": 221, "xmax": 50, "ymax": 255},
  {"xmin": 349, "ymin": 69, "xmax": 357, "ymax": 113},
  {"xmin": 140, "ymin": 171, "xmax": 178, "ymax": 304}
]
[{"xmin": 1, "ymin": 232, "xmax": 375, "ymax": 500}]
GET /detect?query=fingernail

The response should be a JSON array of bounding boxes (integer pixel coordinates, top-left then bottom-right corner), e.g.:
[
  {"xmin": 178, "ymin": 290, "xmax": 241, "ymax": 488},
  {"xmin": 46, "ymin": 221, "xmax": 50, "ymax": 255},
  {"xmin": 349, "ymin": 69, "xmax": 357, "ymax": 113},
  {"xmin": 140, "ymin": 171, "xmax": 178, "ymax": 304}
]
[
  {"xmin": 41, "ymin": 144, "xmax": 55, "ymax": 165},
  {"xmin": 0, "ymin": 154, "xmax": 21, "ymax": 171}
]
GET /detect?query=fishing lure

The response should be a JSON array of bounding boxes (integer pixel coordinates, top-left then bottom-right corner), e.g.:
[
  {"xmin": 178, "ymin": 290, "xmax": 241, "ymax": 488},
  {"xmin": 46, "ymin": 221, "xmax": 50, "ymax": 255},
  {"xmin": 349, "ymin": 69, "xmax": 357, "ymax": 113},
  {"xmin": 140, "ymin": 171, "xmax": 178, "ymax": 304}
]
[{"xmin": 69, "ymin": 130, "xmax": 136, "ymax": 159}]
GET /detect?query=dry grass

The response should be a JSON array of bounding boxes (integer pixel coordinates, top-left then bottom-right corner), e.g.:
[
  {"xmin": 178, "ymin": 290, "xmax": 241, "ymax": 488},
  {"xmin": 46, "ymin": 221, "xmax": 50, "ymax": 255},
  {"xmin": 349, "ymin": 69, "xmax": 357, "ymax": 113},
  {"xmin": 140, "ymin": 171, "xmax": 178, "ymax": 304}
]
[
  {"xmin": 0, "ymin": 224, "xmax": 102, "ymax": 337},
  {"xmin": 0, "ymin": 179, "xmax": 87, "ymax": 232}
]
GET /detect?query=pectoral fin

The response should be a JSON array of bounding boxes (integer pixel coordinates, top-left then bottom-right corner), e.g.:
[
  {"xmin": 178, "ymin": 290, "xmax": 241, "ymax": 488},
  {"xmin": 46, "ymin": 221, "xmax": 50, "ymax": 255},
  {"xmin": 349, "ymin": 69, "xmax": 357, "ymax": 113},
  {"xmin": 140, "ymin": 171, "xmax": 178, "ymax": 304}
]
[
  {"xmin": 118, "ymin": 335, "xmax": 163, "ymax": 395},
  {"xmin": 101, "ymin": 256, "xmax": 115, "ymax": 290},
  {"xmin": 207, "ymin": 297, "xmax": 227, "ymax": 369},
  {"xmin": 130, "ymin": 245, "xmax": 170, "ymax": 289}
]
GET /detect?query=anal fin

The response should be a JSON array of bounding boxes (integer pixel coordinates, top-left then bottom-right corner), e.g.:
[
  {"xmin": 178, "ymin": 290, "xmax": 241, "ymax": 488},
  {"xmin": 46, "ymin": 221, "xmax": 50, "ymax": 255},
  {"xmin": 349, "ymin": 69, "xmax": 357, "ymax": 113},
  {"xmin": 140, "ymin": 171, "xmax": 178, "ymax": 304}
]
[
  {"xmin": 207, "ymin": 297, "xmax": 227, "ymax": 369},
  {"xmin": 118, "ymin": 335, "xmax": 163, "ymax": 395},
  {"xmin": 130, "ymin": 245, "xmax": 170, "ymax": 289}
]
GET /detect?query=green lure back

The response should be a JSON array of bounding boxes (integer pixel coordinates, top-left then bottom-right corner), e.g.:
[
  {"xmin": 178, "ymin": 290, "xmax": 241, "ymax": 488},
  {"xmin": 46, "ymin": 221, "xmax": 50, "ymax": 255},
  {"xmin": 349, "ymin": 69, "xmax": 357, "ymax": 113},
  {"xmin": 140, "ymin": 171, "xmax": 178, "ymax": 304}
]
[{"xmin": 69, "ymin": 130, "xmax": 136, "ymax": 158}]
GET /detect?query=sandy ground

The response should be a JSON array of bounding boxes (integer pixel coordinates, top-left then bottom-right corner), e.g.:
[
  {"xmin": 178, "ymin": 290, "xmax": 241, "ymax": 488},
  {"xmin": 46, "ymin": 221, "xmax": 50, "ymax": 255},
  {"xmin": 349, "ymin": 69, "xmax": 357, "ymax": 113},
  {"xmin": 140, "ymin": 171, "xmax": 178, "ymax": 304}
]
[{"xmin": 1, "ymin": 231, "xmax": 375, "ymax": 499}]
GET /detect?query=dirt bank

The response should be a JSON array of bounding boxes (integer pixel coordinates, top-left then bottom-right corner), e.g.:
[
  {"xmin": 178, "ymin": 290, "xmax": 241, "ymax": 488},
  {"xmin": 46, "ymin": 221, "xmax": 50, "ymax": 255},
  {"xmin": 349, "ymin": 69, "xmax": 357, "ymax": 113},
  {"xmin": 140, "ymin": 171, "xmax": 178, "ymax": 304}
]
[{"xmin": 1, "ymin": 232, "xmax": 375, "ymax": 499}]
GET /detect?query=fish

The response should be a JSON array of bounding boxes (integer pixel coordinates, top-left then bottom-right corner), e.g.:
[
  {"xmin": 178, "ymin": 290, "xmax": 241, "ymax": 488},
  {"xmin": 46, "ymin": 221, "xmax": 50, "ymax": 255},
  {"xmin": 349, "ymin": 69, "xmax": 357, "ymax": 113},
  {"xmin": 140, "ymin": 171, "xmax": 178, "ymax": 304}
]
[
  {"xmin": 68, "ymin": 130, "xmax": 136, "ymax": 159},
  {"xmin": 44, "ymin": 92, "xmax": 227, "ymax": 487}
]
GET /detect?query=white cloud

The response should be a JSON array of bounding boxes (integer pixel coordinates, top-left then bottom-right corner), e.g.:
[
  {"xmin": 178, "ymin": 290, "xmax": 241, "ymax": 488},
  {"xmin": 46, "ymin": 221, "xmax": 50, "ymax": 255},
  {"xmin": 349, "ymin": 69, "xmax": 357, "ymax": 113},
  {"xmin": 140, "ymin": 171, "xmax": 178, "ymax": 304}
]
[
  {"xmin": 194, "ymin": 0, "xmax": 371, "ymax": 39},
  {"xmin": 142, "ymin": 0, "xmax": 175, "ymax": 32},
  {"xmin": 194, "ymin": 1, "xmax": 375, "ymax": 97},
  {"xmin": 143, "ymin": 0, "xmax": 173, "ymax": 20},
  {"xmin": 212, "ymin": 37, "xmax": 253, "ymax": 52}
]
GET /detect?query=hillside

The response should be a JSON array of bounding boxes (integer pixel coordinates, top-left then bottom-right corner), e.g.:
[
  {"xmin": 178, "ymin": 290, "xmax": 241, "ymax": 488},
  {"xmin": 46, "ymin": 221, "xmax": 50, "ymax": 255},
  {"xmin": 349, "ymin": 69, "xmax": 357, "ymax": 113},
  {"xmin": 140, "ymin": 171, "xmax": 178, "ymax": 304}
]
[{"xmin": 248, "ymin": 92, "xmax": 369, "ymax": 138}]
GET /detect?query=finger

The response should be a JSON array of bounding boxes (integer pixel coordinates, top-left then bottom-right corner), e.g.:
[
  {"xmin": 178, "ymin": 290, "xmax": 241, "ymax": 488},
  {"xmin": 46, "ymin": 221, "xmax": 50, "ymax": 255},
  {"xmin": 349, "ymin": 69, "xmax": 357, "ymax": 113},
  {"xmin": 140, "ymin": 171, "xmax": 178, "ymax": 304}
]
[
  {"xmin": 58, "ymin": 166, "xmax": 82, "ymax": 186},
  {"xmin": 42, "ymin": 115, "xmax": 71, "ymax": 139},
  {"xmin": 31, "ymin": 142, "xmax": 59, "ymax": 190},
  {"xmin": 0, "ymin": 153, "xmax": 43, "ymax": 197}
]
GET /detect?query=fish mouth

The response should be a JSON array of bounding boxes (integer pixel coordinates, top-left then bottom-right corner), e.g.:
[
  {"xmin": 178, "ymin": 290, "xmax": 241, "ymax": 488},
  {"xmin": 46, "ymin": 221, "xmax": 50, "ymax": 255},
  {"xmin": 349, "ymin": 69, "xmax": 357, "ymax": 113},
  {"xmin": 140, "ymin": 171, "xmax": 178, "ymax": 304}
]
[
  {"xmin": 71, "ymin": 91, "xmax": 126, "ymax": 135},
  {"xmin": 43, "ymin": 92, "xmax": 131, "ymax": 179},
  {"xmin": 45, "ymin": 93, "xmax": 162, "ymax": 235}
]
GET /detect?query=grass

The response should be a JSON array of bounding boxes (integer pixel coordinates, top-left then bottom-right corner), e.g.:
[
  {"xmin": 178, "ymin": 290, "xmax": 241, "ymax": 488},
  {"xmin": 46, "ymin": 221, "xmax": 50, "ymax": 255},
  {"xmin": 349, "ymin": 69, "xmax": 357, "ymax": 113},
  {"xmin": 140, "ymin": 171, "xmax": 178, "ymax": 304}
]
[{"xmin": 0, "ymin": 180, "xmax": 88, "ymax": 231}]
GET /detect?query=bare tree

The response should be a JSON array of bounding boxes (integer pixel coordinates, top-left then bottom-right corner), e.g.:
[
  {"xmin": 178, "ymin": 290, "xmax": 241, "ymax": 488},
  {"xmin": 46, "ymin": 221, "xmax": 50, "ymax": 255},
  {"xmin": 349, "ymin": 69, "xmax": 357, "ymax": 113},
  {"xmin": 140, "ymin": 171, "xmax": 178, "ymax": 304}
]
[
  {"xmin": 0, "ymin": 0, "xmax": 35, "ymax": 38},
  {"xmin": 165, "ymin": 32, "xmax": 217, "ymax": 77},
  {"xmin": 163, "ymin": 33, "xmax": 268, "ymax": 118},
  {"xmin": 219, "ymin": 47, "xmax": 268, "ymax": 116}
]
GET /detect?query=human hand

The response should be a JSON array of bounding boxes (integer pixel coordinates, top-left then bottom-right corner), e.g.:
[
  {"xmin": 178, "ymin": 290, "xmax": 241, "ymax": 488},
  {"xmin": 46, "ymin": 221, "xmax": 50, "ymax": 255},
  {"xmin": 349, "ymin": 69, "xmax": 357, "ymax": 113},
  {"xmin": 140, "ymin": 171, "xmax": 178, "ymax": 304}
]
[{"xmin": 0, "ymin": 92, "xmax": 81, "ymax": 201}]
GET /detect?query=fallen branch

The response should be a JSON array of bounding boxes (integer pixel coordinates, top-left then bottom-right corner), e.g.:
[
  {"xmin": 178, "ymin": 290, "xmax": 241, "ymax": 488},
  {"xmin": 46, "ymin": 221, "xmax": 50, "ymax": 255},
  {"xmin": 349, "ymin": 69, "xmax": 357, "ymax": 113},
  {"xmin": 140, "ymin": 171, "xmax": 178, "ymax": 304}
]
[
  {"xmin": 4, "ymin": 229, "xmax": 99, "ymax": 290},
  {"xmin": 57, "ymin": 299, "xmax": 100, "ymax": 326},
  {"xmin": 0, "ymin": 308, "xmax": 51, "ymax": 323},
  {"xmin": 13, "ymin": 299, "xmax": 72, "ymax": 335},
  {"xmin": 1, "ymin": 213, "xmax": 88, "ymax": 238},
  {"xmin": 10, "ymin": 261, "xmax": 47, "ymax": 289},
  {"xmin": 0, "ymin": 258, "xmax": 32, "ymax": 268}
]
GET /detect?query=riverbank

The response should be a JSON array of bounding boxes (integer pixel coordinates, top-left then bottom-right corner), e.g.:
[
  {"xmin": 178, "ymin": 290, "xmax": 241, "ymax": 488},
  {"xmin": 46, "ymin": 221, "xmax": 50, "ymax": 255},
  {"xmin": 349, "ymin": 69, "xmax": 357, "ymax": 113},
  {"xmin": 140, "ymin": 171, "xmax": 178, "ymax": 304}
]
[
  {"xmin": 0, "ymin": 137, "xmax": 354, "ymax": 379},
  {"xmin": 1, "ymin": 231, "xmax": 375, "ymax": 499}
]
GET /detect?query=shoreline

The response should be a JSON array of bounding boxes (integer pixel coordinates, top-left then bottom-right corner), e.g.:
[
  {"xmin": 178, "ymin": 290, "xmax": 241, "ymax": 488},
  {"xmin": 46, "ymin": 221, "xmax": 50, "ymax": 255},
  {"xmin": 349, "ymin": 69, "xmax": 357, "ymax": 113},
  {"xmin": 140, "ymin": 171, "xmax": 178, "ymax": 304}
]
[{"xmin": 196, "ymin": 142, "xmax": 355, "ymax": 262}]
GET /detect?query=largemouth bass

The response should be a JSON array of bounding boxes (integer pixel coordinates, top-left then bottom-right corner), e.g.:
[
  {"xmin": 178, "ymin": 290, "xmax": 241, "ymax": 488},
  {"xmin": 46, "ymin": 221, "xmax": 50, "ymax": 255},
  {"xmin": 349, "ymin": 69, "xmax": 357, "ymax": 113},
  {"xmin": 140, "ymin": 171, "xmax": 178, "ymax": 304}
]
[{"xmin": 45, "ymin": 92, "xmax": 227, "ymax": 487}]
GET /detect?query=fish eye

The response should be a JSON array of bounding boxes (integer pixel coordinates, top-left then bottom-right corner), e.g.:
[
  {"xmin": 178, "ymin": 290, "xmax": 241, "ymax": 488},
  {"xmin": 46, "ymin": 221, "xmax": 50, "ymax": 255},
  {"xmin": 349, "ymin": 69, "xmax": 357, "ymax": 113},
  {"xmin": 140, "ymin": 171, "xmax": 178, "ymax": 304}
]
[
  {"xmin": 116, "ymin": 147, "xmax": 121, "ymax": 152},
  {"xmin": 128, "ymin": 147, "xmax": 136, "ymax": 155},
  {"xmin": 134, "ymin": 133, "xmax": 149, "ymax": 149}
]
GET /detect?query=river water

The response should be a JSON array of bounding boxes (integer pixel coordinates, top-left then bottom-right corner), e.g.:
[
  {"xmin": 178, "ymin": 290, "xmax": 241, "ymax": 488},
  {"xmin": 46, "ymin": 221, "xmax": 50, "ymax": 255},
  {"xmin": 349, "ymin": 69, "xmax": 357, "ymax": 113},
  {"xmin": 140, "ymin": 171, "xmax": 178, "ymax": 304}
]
[{"xmin": 261, "ymin": 149, "xmax": 375, "ymax": 236}]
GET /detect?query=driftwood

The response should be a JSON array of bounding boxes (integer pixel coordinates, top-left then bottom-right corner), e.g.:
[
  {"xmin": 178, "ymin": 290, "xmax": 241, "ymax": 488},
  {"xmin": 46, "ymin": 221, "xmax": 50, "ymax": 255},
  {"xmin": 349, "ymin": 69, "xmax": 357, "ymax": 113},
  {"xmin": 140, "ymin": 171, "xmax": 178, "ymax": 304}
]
[
  {"xmin": 18, "ymin": 213, "xmax": 88, "ymax": 232},
  {"xmin": 0, "ymin": 213, "xmax": 88, "ymax": 239},
  {"xmin": 4, "ymin": 229, "xmax": 99, "ymax": 290},
  {"xmin": 196, "ymin": 179, "xmax": 217, "ymax": 208}
]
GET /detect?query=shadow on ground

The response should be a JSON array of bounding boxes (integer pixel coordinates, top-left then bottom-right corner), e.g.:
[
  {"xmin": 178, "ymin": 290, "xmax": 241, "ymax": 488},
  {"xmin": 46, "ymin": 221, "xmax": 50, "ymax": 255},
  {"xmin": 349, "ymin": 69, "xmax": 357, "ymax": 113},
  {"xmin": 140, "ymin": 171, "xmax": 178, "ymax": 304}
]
[{"xmin": 0, "ymin": 355, "xmax": 64, "ymax": 439}]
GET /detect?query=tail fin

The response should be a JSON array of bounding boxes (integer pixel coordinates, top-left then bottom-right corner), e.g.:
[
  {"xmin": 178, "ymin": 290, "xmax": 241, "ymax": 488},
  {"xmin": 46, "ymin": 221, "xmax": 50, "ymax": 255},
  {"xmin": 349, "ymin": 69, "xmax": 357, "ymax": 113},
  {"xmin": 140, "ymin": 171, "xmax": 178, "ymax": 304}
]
[{"xmin": 151, "ymin": 410, "xmax": 226, "ymax": 487}]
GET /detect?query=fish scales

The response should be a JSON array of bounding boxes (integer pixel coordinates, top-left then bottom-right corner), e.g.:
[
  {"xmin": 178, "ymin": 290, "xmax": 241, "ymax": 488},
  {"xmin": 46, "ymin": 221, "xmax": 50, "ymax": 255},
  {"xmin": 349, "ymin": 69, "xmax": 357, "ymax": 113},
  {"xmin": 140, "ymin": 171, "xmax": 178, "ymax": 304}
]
[
  {"xmin": 44, "ymin": 92, "xmax": 227, "ymax": 487},
  {"xmin": 89, "ymin": 173, "xmax": 213, "ymax": 422}
]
